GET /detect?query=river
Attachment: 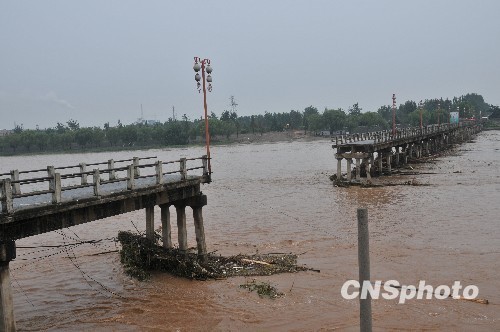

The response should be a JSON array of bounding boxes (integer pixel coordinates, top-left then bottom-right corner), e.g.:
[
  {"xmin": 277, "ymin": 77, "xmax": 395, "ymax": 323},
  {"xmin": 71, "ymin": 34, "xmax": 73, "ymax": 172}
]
[{"xmin": 3, "ymin": 131, "xmax": 500, "ymax": 331}]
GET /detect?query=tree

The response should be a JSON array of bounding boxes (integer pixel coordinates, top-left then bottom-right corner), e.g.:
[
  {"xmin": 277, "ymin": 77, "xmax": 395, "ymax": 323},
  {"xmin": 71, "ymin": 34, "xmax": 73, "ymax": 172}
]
[
  {"xmin": 288, "ymin": 110, "xmax": 303, "ymax": 129},
  {"xmin": 323, "ymin": 109, "xmax": 346, "ymax": 133},
  {"xmin": 13, "ymin": 124, "xmax": 23, "ymax": 133},
  {"xmin": 307, "ymin": 113, "xmax": 323, "ymax": 133},
  {"xmin": 377, "ymin": 105, "xmax": 392, "ymax": 122},
  {"xmin": 303, "ymin": 105, "xmax": 319, "ymax": 133},
  {"xmin": 348, "ymin": 103, "xmax": 362, "ymax": 116},
  {"xmin": 489, "ymin": 105, "xmax": 500, "ymax": 119},
  {"xmin": 230, "ymin": 111, "xmax": 240, "ymax": 138},
  {"xmin": 67, "ymin": 119, "xmax": 80, "ymax": 130}
]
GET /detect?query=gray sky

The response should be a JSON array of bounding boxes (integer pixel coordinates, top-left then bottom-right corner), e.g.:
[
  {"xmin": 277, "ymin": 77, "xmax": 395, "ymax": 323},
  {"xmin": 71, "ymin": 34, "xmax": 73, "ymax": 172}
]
[{"xmin": 1, "ymin": 0, "xmax": 499, "ymax": 129}]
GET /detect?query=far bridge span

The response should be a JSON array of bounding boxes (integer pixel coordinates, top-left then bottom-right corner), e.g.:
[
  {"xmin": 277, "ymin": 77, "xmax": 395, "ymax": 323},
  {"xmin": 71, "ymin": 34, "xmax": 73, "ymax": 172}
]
[{"xmin": 333, "ymin": 122, "xmax": 482, "ymax": 182}]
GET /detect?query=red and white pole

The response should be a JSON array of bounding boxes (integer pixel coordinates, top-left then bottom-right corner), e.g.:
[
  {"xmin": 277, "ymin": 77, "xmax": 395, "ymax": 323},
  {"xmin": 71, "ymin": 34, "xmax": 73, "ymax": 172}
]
[{"xmin": 392, "ymin": 93, "xmax": 396, "ymax": 135}]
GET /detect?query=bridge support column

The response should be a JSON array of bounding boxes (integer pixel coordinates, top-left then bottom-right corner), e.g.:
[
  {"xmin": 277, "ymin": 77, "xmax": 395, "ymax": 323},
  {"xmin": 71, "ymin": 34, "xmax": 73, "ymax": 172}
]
[
  {"xmin": 346, "ymin": 159, "xmax": 352, "ymax": 182},
  {"xmin": 369, "ymin": 154, "xmax": 375, "ymax": 177},
  {"xmin": 145, "ymin": 205, "xmax": 155, "ymax": 242},
  {"xmin": 160, "ymin": 204, "xmax": 172, "ymax": 249},
  {"xmin": 187, "ymin": 194, "xmax": 208, "ymax": 261},
  {"xmin": 336, "ymin": 158, "xmax": 342, "ymax": 180},
  {"xmin": 378, "ymin": 154, "xmax": 383, "ymax": 176},
  {"xmin": 355, "ymin": 159, "xmax": 361, "ymax": 181},
  {"xmin": 192, "ymin": 207, "xmax": 207, "ymax": 262},
  {"xmin": 0, "ymin": 240, "xmax": 16, "ymax": 332},
  {"xmin": 175, "ymin": 205, "xmax": 188, "ymax": 254},
  {"xmin": 386, "ymin": 153, "xmax": 392, "ymax": 175},
  {"xmin": 395, "ymin": 147, "xmax": 400, "ymax": 167},
  {"xmin": 364, "ymin": 158, "xmax": 371, "ymax": 181}
]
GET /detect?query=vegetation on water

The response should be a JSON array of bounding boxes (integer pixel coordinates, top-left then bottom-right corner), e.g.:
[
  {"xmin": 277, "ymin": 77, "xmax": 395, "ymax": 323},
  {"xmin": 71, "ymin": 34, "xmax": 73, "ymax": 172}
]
[
  {"xmin": 1, "ymin": 92, "xmax": 495, "ymax": 155},
  {"xmin": 117, "ymin": 231, "xmax": 309, "ymax": 281},
  {"xmin": 239, "ymin": 279, "xmax": 284, "ymax": 299}
]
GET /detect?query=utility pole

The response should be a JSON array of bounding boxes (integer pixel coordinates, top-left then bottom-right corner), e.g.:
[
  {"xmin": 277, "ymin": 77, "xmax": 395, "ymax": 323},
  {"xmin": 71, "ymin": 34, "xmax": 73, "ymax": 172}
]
[
  {"xmin": 392, "ymin": 94, "xmax": 396, "ymax": 135},
  {"xmin": 419, "ymin": 100, "xmax": 423, "ymax": 130},
  {"xmin": 230, "ymin": 95, "xmax": 238, "ymax": 113},
  {"xmin": 437, "ymin": 101, "xmax": 441, "ymax": 126}
]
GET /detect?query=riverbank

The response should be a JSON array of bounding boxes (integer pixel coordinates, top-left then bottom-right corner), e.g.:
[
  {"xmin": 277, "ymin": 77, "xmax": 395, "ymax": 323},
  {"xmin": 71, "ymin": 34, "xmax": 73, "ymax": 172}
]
[{"xmin": 0, "ymin": 131, "xmax": 330, "ymax": 157}]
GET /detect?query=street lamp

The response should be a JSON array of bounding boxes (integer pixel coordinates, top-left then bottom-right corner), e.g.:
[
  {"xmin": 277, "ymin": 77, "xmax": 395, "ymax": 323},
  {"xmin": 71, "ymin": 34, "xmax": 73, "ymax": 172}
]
[{"xmin": 193, "ymin": 57, "xmax": 213, "ymax": 175}]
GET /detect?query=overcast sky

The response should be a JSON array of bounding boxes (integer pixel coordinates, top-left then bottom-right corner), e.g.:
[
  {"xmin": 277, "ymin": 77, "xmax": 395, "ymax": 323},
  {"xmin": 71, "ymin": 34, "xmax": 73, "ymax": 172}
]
[{"xmin": 1, "ymin": 0, "xmax": 499, "ymax": 129}]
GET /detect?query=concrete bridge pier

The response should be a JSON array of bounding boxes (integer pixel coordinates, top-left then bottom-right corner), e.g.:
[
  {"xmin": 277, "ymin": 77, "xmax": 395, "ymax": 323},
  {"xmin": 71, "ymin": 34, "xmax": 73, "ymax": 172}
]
[
  {"xmin": 364, "ymin": 157, "xmax": 371, "ymax": 180},
  {"xmin": 369, "ymin": 154, "xmax": 375, "ymax": 177},
  {"xmin": 336, "ymin": 158, "xmax": 342, "ymax": 180},
  {"xmin": 145, "ymin": 205, "xmax": 155, "ymax": 242},
  {"xmin": 378, "ymin": 154, "xmax": 383, "ymax": 176},
  {"xmin": 187, "ymin": 195, "xmax": 208, "ymax": 262},
  {"xmin": 385, "ymin": 151, "xmax": 392, "ymax": 175},
  {"xmin": 140, "ymin": 195, "xmax": 208, "ymax": 261},
  {"xmin": 0, "ymin": 240, "xmax": 16, "ymax": 332},
  {"xmin": 355, "ymin": 159, "xmax": 361, "ymax": 181},
  {"xmin": 160, "ymin": 204, "xmax": 172, "ymax": 249},
  {"xmin": 175, "ymin": 205, "xmax": 188, "ymax": 254},
  {"xmin": 346, "ymin": 158, "xmax": 352, "ymax": 181}
]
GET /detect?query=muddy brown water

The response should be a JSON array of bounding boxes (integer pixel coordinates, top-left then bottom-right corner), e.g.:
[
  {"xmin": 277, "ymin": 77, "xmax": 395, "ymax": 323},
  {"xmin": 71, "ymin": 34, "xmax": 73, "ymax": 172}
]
[{"xmin": 2, "ymin": 131, "xmax": 500, "ymax": 331}]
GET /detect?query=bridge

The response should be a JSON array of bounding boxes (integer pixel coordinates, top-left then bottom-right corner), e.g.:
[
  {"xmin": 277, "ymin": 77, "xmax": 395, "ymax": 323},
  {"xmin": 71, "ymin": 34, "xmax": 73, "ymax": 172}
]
[
  {"xmin": 0, "ymin": 155, "xmax": 211, "ymax": 331},
  {"xmin": 333, "ymin": 123, "xmax": 482, "ymax": 182}
]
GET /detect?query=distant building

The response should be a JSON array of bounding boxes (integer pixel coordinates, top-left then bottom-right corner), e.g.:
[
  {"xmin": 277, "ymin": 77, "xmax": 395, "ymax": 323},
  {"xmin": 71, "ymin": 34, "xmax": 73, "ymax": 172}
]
[
  {"xmin": 0, "ymin": 129, "xmax": 12, "ymax": 137},
  {"xmin": 135, "ymin": 118, "xmax": 160, "ymax": 126}
]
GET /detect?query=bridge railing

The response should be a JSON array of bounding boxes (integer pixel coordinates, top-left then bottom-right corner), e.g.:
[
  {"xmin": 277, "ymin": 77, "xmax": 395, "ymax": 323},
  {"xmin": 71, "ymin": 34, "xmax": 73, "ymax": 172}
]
[
  {"xmin": 333, "ymin": 122, "xmax": 478, "ymax": 146},
  {"xmin": 0, "ymin": 155, "xmax": 209, "ymax": 214}
]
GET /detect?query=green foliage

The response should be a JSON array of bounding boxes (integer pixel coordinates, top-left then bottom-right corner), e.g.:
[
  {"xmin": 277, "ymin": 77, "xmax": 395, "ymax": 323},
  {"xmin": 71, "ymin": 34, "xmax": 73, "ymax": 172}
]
[{"xmin": 0, "ymin": 92, "xmax": 494, "ymax": 155}]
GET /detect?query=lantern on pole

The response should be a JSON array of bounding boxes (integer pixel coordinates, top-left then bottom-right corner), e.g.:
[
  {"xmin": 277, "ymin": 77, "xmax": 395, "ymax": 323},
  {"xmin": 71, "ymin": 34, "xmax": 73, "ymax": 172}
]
[{"xmin": 193, "ymin": 57, "xmax": 213, "ymax": 175}]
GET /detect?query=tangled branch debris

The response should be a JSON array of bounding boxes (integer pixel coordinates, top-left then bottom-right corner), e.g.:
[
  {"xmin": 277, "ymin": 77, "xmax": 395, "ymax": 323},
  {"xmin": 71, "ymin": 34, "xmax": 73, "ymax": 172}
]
[{"xmin": 118, "ymin": 231, "xmax": 310, "ymax": 281}]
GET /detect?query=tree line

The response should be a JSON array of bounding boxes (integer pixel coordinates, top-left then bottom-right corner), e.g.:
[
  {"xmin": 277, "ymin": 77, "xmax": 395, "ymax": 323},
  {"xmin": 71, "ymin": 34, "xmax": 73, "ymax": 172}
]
[{"xmin": 0, "ymin": 92, "xmax": 494, "ymax": 155}]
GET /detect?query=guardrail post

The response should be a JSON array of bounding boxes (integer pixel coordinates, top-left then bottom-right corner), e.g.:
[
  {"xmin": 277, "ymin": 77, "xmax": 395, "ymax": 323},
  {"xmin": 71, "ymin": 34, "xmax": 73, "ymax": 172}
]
[
  {"xmin": 127, "ymin": 165, "xmax": 135, "ymax": 190},
  {"xmin": 133, "ymin": 157, "xmax": 140, "ymax": 177},
  {"xmin": 93, "ymin": 169, "xmax": 100, "ymax": 197},
  {"xmin": 202, "ymin": 155, "xmax": 208, "ymax": 176},
  {"xmin": 9, "ymin": 170, "xmax": 20, "ymax": 195},
  {"xmin": 155, "ymin": 161, "xmax": 163, "ymax": 185},
  {"xmin": 50, "ymin": 173, "xmax": 61, "ymax": 204},
  {"xmin": 357, "ymin": 208, "xmax": 372, "ymax": 332},
  {"xmin": 108, "ymin": 159, "xmax": 116, "ymax": 180},
  {"xmin": 47, "ymin": 166, "xmax": 61, "ymax": 204},
  {"xmin": 1, "ymin": 179, "xmax": 13, "ymax": 213},
  {"xmin": 79, "ymin": 163, "xmax": 87, "ymax": 185},
  {"xmin": 180, "ymin": 158, "xmax": 187, "ymax": 181}
]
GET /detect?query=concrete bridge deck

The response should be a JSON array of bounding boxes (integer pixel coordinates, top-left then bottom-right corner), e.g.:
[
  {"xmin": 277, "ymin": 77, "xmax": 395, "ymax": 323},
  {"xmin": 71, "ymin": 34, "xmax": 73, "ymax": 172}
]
[
  {"xmin": 0, "ymin": 154, "xmax": 213, "ymax": 330},
  {"xmin": 1, "ymin": 155, "xmax": 210, "ymax": 240}
]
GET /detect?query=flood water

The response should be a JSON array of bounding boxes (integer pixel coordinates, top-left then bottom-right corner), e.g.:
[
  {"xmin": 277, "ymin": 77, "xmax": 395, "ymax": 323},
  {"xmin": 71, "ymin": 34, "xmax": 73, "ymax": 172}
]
[{"xmin": 3, "ymin": 131, "xmax": 500, "ymax": 331}]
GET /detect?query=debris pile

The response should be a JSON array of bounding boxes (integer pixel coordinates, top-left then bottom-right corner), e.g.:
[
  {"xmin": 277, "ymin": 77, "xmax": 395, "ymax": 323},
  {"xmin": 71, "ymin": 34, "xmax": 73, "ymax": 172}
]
[{"xmin": 118, "ymin": 231, "xmax": 309, "ymax": 281}]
